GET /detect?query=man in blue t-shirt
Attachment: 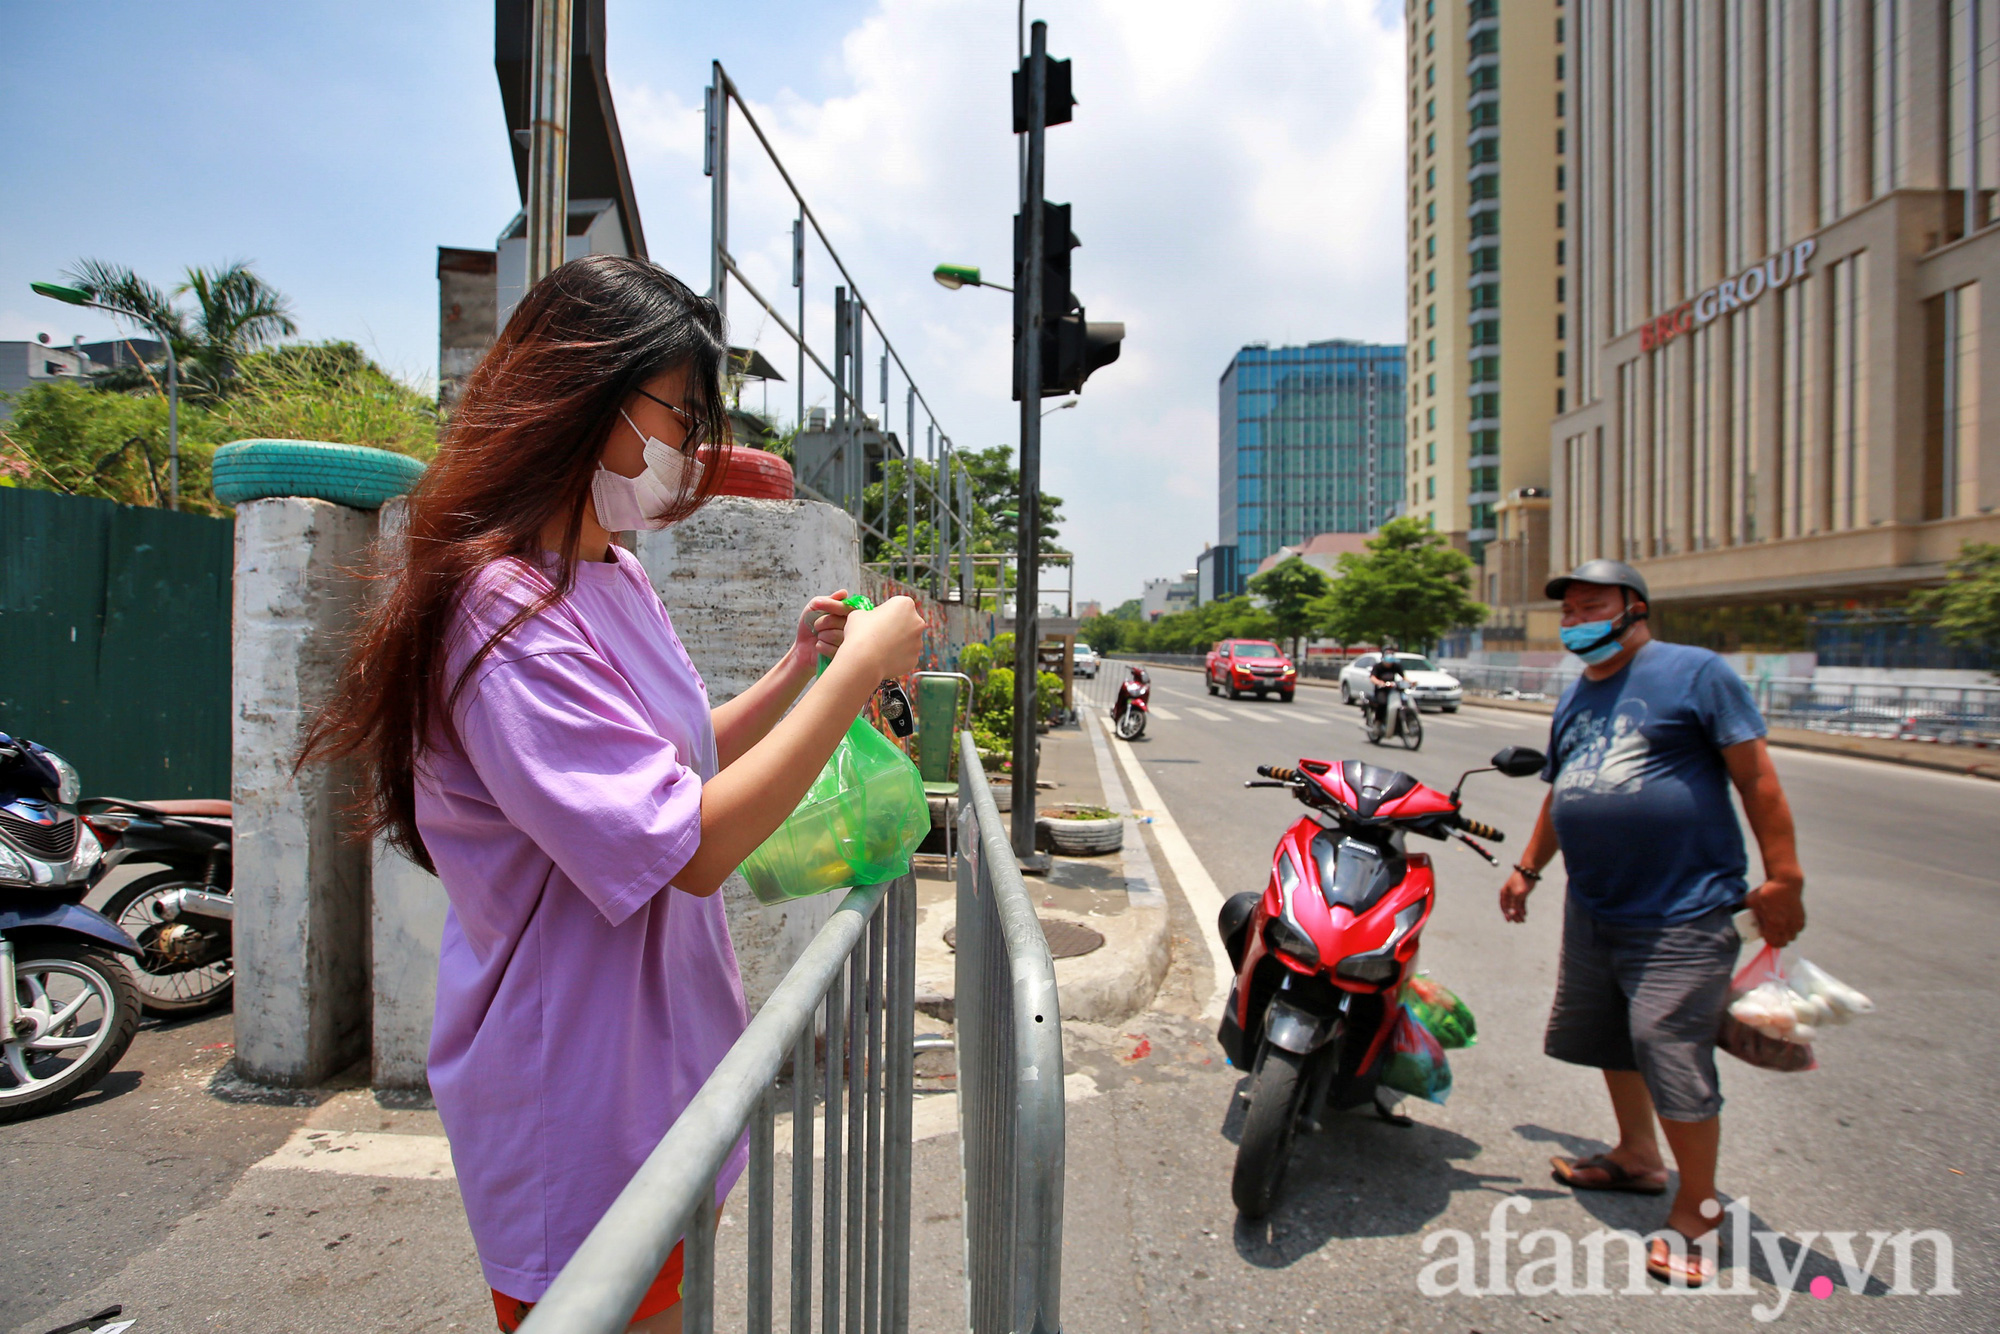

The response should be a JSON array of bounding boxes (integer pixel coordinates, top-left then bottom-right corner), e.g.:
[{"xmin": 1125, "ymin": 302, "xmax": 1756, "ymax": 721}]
[{"xmin": 1499, "ymin": 559, "xmax": 1806, "ymax": 1287}]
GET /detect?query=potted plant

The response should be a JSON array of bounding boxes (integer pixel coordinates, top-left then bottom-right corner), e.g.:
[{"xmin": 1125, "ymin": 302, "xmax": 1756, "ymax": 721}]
[{"xmin": 1037, "ymin": 804, "xmax": 1123, "ymax": 856}]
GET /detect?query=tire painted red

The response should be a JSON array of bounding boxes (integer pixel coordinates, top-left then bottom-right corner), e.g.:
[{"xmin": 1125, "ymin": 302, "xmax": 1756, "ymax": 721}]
[{"xmin": 713, "ymin": 447, "xmax": 794, "ymax": 500}]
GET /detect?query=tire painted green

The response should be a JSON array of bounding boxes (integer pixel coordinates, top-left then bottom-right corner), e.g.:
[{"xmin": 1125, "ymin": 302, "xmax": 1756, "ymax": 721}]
[{"xmin": 211, "ymin": 438, "xmax": 426, "ymax": 511}]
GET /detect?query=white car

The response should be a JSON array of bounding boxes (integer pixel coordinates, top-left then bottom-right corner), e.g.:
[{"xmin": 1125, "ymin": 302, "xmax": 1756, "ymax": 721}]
[
  {"xmin": 1073, "ymin": 643, "xmax": 1100, "ymax": 679},
  {"xmin": 1338, "ymin": 652, "xmax": 1463, "ymax": 712}
]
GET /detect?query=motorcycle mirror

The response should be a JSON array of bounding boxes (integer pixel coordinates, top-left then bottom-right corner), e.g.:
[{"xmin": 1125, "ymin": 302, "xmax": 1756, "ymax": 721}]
[{"xmin": 1491, "ymin": 746, "xmax": 1547, "ymax": 778}]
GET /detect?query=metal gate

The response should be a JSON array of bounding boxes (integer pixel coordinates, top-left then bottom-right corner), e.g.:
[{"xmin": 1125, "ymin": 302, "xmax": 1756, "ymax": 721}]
[{"xmin": 0, "ymin": 487, "xmax": 233, "ymax": 798}]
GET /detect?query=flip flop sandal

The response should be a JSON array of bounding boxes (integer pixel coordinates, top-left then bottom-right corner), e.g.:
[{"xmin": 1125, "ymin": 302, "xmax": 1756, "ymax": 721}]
[
  {"xmin": 1646, "ymin": 1231, "xmax": 1719, "ymax": 1287},
  {"xmin": 1549, "ymin": 1153, "xmax": 1669, "ymax": 1195}
]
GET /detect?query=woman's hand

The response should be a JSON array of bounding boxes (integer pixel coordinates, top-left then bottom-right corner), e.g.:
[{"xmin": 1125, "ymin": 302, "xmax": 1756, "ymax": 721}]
[
  {"xmin": 840, "ymin": 596, "xmax": 925, "ymax": 679},
  {"xmin": 796, "ymin": 590, "xmax": 853, "ymax": 663}
]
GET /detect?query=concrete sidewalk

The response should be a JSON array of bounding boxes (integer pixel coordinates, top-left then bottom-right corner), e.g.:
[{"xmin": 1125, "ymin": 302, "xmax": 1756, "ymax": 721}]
[{"xmin": 913, "ymin": 715, "xmax": 1171, "ymax": 1026}]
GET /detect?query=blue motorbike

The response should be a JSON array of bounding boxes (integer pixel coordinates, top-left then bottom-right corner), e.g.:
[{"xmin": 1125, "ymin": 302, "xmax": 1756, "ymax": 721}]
[{"xmin": 0, "ymin": 733, "xmax": 142, "ymax": 1121}]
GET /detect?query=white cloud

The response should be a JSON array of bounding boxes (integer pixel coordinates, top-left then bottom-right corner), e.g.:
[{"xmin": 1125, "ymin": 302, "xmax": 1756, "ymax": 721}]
[{"xmin": 615, "ymin": 0, "xmax": 1408, "ymax": 606}]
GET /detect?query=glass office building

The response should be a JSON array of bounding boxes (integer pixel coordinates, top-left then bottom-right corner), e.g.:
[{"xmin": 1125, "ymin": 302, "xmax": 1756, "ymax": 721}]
[{"xmin": 1218, "ymin": 340, "xmax": 1407, "ymax": 583}]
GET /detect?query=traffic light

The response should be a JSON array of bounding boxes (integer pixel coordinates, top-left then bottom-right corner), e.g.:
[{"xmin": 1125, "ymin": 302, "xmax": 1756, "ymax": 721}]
[
  {"xmin": 1011, "ymin": 43, "xmax": 1122, "ymax": 402},
  {"xmin": 1011, "ymin": 200, "xmax": 1124, "ymax": 399}
]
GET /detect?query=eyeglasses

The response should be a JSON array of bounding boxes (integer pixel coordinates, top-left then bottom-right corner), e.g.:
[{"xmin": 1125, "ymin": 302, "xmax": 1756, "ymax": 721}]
[{"xmin": 631, "ymin": 386, "xmax": 704, "ymax": 452}]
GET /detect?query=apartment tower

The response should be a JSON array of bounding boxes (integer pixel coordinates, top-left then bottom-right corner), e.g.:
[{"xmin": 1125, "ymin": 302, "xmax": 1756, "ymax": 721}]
[{"xmin": 1405, "ymin": 0, "xmax": 1567, "ymax": 644}]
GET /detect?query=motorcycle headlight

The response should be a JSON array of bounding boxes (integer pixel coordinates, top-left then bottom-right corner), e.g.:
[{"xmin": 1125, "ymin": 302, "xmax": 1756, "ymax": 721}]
[
  {"xmin": 1262, "ymin": 914, "xmax": 1321, "ymax": 970},
  {"xmin": 1334, "ymin": 952, "xmax": 1399, "ymax": 985},
  {"xmin": 0, "ymin": 841, "xmax": 29, "ymax": 884},
  {"xmin": 49, "ymin": 752, "xmax": 81, "ymax": 804},
  {"xmin": 69, "ymin": 824, "xmax": 102, "ymax": 876},
  {"xmin": 1333, "ymin": 898, "xmax": 1428, "ymax": 985}
]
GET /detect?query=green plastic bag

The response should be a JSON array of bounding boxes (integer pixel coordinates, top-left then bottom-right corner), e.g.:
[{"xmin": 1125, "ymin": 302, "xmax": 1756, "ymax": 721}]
[
  {"xmin": 1380, "ymin": 1004, "xmax": 1453, "ymax": 1104},
  {"xmin": 1402, "ymin": 973, "xmax": 1478, "ymax": 1050},
  {"xmin": 738, "ymin": 597, "xmax": 930, "ymax": 906}
]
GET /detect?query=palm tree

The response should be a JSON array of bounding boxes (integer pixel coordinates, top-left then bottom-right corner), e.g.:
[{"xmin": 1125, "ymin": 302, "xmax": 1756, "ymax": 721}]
[{"xmin": 63, "ymin": 259, "xmax": 298, "ymax": 396}]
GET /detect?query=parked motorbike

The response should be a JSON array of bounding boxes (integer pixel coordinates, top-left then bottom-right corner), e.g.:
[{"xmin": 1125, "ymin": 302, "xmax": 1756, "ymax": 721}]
[
  {"xmin": 1216, "ymin": 744, "xmax": 1545, "ymax": 1217},
  {"xmin": 1111, "ymin": 665, "xmax": 1151, "ymax": 740},
  {"xmin": 0, "ymin": 734, "xmax": 143, "ymax": 1122},
  {"xmin": 81, "ymin": 797, "xmax": 234, "ymax": 1015},
  {"xmin": 1361, "ymin": 681, "xmax": 1423, "ymax": 750}
]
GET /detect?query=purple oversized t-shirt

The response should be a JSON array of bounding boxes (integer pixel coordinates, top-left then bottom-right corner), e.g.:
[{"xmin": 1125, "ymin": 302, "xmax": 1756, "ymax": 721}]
[{"xmin": 415, "ymin": 546, "xmax": 748, "ymax": 1300}]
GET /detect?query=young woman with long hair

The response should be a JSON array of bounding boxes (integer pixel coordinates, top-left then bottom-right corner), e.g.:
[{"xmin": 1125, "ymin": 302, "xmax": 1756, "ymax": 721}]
[{"xmin": 298, "ymin": 254, "xmax": 923, "ymax": 1333}]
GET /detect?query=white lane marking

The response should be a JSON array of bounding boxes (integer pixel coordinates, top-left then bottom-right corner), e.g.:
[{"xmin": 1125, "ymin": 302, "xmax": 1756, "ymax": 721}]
[
  {"xmin": 1421, "ymin": 714, "xmax": 1478, "ymax": 729},
  {"xmin": 1227, "ymin": 709, "xmax": 1285, "ymax": 724},
  {"xmin": 253, "ymin": 1128, "xmax": 456, "ymax": 1180},
  {"xmin": 1188, "ymin": 707, "xmax": 1230, "ymax": 723},
  {"xmin": 1101, "ymin": 715, "xmax": 1234, "ymax": 1021},
  {"xmin": 1148, "ymin": 705, "xmax": 1181, "ymax": 721},
  {"xmin": 776, "ymin": 1073, "xmax": 1100, "ymax": 1155}
]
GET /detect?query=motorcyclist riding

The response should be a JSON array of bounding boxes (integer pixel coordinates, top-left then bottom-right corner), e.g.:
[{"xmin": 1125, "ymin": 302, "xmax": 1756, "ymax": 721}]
[{"xmin": 1368, "ymin": 654, "xmax": 1407, "ymax": 727}]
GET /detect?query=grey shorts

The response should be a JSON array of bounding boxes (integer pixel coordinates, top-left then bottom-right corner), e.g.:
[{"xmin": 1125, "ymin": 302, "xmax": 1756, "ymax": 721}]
[{"xmin": 1544, "ymin": 898, "xmax": 1740, "ymax": 1121}]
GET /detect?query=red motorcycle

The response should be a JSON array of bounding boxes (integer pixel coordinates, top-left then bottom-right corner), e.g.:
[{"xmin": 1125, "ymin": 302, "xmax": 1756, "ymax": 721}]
[
  {"xmin": 1111, "ymin": 665, "xmax": 1151, "ymax": 740},
  {"xmin": 1216, "ymin": 745, "xmax": 1545, "ymax": 1217}
]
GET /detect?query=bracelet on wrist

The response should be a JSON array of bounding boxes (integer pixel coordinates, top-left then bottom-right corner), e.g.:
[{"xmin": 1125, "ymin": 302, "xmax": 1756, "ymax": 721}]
[{"xmin": 1513, "ymin": 863, "xmax": 1542, "ymax": 882}]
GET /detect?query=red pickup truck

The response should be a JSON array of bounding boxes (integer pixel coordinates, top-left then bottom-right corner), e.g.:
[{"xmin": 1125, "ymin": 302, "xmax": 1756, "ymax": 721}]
[{"xmin": 1204, "ymin": 639, "xmax": 1297, "ymax": 702}]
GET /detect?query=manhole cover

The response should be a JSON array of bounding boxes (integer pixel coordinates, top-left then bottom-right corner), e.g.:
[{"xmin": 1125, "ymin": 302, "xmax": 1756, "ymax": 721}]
[{"xmin": 943, "ymin": 918, "xmax": 1106, "ymax": 959}]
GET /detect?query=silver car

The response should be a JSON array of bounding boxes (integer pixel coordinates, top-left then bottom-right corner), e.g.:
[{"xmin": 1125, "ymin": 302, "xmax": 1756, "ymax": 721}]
[
  {"xmin": 1338, "ymin": 652, "xmax": 1463, "ymax": 712},
  {"xmin": 1072, "ymin": 643, "xmax": 1100, "ymax": 679}
]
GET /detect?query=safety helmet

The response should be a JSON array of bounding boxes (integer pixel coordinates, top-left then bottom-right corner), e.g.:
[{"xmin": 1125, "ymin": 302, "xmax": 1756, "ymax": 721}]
[{"xmin": 1545, "ymin": 558, "xmax": 1650, "ymax": 605}]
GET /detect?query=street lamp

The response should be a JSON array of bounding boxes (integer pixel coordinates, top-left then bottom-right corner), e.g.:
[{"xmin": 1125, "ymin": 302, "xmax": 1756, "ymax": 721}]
[
  {"xmin": 932, "ymin": 263, "xmax": 1013, "ymax": 294},
  {"xmin": 1041, "ymin": 397, "xmax": 1077, "ymax": 418},
  {"xmin": 33, "ymin": 280, "xmax": 181, "ymax": 510}
]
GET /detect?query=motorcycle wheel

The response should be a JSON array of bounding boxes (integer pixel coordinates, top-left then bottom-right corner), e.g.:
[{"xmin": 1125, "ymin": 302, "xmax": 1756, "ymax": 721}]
[
  {"xmin": 1232, "ymin": 1042, "xmax": 1309, "ymax": 1218},
  {"xmin": 1365, "ymin": 712, "xmax": 1384, "ymax": 745},
  {"xmin": 0, "ymin": 944, "xmax": 142, "ymax": 1123},
  {"xmin": 1401, "ymin": 706, "xmax": 1424, "ymax": 750},
  {"xmin": 1116, "ymin": 709, "xmax": 1145, "ymax": 741},
  {"xmin": 104, "ymin": 869, "xmax": 236, "ymax": 1016}
]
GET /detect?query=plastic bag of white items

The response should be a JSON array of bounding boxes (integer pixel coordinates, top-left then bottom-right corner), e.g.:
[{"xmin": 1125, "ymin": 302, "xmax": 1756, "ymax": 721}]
[
  {"xmin": 1720, "ymin": 945, "xmax": 1819, "ymax": 1071},
  {"xmin": 1790, "ymin": 958, "xmax": 1876, "ymax": 1023}
]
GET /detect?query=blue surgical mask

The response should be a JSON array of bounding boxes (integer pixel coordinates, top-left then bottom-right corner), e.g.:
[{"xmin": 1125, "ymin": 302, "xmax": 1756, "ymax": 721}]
[{"xmin": 1560, "ymin": 618, "xmax": 1627, "ymax": 665}]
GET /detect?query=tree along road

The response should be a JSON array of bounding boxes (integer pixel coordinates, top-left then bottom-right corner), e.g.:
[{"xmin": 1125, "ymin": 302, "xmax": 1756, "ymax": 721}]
[{"xmin": 1058, "ymin": 663, "xmax": 1997, "ymax": 1332}]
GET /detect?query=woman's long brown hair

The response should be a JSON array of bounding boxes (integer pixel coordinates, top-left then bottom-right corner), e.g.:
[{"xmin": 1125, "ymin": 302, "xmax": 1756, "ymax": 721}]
[{"xmin": 297, "ymin": 255, "xmax": 733, "ymax": 870}]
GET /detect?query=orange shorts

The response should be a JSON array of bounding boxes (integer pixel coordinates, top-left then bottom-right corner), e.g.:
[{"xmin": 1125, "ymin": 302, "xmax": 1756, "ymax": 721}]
[{"xmin": 492, "ymin": 1240, "xmax": 684, "ymax": 1332}]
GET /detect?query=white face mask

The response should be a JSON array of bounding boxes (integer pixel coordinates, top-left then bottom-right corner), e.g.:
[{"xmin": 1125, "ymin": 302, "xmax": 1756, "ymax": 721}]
[{"xmin": 591, "ymin": 409, "xmax": 706, "ymax": 532}]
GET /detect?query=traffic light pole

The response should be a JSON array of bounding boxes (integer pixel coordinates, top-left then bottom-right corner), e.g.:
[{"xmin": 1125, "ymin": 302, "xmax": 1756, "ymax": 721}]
[{"xmin": 1010, "ymin": 19, "xmax": 1049, "ymax": 862}]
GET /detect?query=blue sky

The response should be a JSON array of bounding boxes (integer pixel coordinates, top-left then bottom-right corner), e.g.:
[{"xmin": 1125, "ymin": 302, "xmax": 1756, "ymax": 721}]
[{"xmin": 3, "ymin": 1, "xmax": 1407, "ymax": 606}]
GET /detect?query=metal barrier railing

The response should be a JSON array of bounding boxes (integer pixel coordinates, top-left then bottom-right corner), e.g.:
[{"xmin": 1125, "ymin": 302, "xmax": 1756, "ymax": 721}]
[
  {"xmin": 518, "ymin": 730, "xmax": 1067, "ymax": 1334},
  {"xmin": 954, "ymin": 731, "xmax": 1065, "ymax": 1334},
  {"xmin": 1440, "ymin": 661, "xmax": 2000, "ymax": 746},
  {"xmin": 518, "ymin": 872, "xmax": 917, "ymax": 1334}
]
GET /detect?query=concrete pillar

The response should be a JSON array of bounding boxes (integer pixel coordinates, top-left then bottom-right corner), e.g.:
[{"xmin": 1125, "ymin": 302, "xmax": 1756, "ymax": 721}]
[
  {"xmin": 633, "ymin": 497, "xmax": 863, "ymax": 1014},
  {"xmin": 231, "ymin": 497, "xmax": 377, "ymax": 1086},
  {"xmin": 364, "ymin": 498, "xmax": 449, "ymax": 1090},
  {"xmin": 371, "ymin": 839, "xmax": 444, "ymax": 1090}
]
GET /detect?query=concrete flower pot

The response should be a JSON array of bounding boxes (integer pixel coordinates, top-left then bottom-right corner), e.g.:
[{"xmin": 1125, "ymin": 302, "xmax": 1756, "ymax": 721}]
[{"xmin": 1036, "ymin": 804, "xmax": 1123, "ymax": 856}]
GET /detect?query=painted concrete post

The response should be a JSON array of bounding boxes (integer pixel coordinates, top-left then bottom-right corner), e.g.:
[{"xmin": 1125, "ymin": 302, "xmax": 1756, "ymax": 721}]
[
  {"xmin": 365, "ymin": 497, "xmax": 450, "ymax": 1090},
  {"xmin": 371, "ymin": 837, "xmax": 444, "ymax": 1089},
  {"xmin": 232, "ymin": 498, "xmax": 377, "ymax": 1086},
  {"xmin": 633, "ymin": 497, "xmax": 862, "ymax": 1013}
]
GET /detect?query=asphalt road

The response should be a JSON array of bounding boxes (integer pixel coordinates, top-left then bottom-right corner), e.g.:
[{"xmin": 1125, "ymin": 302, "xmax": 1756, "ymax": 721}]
[{"xmin": 1057, "ymin": 664, "xmax": 2000, "ymax": 1332}]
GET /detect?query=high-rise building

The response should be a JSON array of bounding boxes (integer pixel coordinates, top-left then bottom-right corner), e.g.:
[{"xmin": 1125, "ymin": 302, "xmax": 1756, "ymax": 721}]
[
  {"xmin": 1553, "ymin": 4, "xmax": 1998, "ymax": 656},
  {"xmin": 1404, "ymin": 0, "xmax": 1567, "ymax": 642},
  {"xmin": 1218, "ymin": 340, "xmax": 1407, "ymax": 587}
]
